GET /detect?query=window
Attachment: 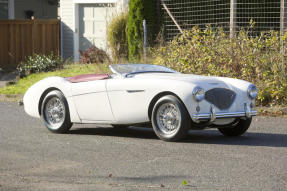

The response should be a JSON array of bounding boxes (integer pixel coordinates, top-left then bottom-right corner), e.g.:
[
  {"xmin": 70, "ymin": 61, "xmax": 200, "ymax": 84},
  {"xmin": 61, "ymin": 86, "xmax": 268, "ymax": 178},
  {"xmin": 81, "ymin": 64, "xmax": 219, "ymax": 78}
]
[{"xmin": 0, "ymin": 0, "xmax": 8, "ymax": 19}]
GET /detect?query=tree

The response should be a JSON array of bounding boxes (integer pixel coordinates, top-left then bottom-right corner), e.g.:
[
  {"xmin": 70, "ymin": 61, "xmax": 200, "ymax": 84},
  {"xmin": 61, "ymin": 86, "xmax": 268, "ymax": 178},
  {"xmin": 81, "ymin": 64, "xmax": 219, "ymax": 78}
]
[
  {"xmin": 127, "ymin": 0, "xmax": 144, "ymax": 61},
  {"xmin": 127, "ymin": 0, "xmax": 157, "ymax": 61}
]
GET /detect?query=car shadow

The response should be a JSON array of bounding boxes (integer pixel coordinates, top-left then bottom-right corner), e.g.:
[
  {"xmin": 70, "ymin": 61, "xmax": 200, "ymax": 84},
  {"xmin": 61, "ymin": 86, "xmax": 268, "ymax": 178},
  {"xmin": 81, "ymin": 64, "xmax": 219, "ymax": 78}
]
[
  {"xmin": 94, "ymin": 174, "xmax": 194, "ymax": 186},
  {"xmin": 69, "ymin": 126, "xmax": 287, "ymax": 148},
  {"xmin": 185, "ymin": 130, "xmax": 287, "ymax": 148},
  {"xmin": 69, "ymin": 126, "xmax": 158, "ymax": 140}
]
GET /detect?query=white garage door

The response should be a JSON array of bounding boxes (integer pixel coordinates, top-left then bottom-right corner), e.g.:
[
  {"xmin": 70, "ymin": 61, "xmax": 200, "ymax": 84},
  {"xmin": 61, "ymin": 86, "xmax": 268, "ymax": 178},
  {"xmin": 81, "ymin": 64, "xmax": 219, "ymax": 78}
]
[{"xmin": 79, "ymin": 4, "xmax": 115, "ymax": 52}]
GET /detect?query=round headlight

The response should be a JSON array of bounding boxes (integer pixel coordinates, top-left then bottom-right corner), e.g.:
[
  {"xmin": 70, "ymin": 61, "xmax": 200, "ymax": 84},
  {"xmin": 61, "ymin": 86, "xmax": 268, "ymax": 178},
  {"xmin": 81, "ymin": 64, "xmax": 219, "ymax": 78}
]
[
  {"xmin": 193, "ymin": 86, "xmax": 205, "ymax": 102},
  {"xmin": 247, "ymin": 84, "xmax": 258, "ymax": 99}
]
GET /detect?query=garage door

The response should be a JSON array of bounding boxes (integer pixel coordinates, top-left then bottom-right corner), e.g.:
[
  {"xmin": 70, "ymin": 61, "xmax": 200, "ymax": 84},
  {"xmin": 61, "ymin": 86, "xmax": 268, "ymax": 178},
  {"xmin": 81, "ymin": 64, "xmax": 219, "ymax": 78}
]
[{"xmin": 79, "ymin": 4, "xmax": 115, "ymax": 52}]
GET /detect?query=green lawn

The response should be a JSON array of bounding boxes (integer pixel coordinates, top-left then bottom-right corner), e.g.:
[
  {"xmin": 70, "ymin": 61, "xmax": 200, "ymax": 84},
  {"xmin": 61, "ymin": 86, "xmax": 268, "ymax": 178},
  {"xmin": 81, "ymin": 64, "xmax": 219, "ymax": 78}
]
[{"xmin": 0, "ymin": 64, "xmax": 110, "ymax": 95}]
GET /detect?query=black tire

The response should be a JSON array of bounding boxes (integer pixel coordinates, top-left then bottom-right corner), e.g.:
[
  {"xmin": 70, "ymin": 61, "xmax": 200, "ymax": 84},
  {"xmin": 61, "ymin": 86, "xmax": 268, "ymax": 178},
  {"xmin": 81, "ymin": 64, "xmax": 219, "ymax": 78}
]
[
  {"xmin": 41, "ymin": 90, "xmax": 73, "ymax": 133},
  {"xmin": 218, "ymin": 118, "xmax": 252, "ymax": 136},
  {"xmin": 151, "ymin": 95, "xmax": 190, "ymax": 141}
]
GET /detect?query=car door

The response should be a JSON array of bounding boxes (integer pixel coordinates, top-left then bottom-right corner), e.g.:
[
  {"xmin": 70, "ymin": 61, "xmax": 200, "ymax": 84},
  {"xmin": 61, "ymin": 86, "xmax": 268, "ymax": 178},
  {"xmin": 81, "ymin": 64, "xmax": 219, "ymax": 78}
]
[
  {"xmin": 71, "ymin": 80, "xmax": 114, "ymax": 122},
  {"xmin": 106, "ymin": 78, "xmax": 154, "ymax": 124}
]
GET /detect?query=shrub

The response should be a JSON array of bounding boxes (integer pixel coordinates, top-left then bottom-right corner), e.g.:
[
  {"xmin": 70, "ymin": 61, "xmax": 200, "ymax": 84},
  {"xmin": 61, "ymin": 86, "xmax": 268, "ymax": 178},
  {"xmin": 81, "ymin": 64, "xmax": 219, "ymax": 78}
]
[
  {"xmin": 17, "ymin": 53, "xmax": 62, "ymax": 77},
  {"xmin": 79, "ymin": 46, "xmax": 110, "ymax": 64},
  {"xmin": 107, "ymin": 12, "xmax": 128, "ymax": 61},
  {"xmin": 151, "ymin": 26, "xmax": 287, "ymax": 106}
]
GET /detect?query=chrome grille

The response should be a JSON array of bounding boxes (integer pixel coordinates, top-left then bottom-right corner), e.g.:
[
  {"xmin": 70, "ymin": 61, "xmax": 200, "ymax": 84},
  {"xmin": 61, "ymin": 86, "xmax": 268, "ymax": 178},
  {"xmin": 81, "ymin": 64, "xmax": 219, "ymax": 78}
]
[{"xmin": 205, "ymin": 88, "xmax": 236, "ymax": 110}]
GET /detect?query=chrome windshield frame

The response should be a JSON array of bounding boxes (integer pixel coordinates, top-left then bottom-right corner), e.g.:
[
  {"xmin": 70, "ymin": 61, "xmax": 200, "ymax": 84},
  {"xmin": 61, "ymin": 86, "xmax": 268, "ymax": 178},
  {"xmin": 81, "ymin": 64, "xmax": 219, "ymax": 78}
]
[
  {"xmin": 109, "ymin": 64, "xmax": 178, "ymax": 77},
  {"xmin": 125, "ymin": 70, "xmax": 176, "ymax": 77},
  {"xmin": 109, "ymin": 65, "xmax": 122, "ymax": 76}
]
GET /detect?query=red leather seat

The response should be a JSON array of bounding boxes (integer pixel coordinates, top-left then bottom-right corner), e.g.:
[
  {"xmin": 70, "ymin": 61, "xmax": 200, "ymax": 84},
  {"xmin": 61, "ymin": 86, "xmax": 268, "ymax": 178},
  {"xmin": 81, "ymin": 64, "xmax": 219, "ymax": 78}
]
[{"xmin": 66, "ymin": 74, "xmax": 110, "ymax": 83}]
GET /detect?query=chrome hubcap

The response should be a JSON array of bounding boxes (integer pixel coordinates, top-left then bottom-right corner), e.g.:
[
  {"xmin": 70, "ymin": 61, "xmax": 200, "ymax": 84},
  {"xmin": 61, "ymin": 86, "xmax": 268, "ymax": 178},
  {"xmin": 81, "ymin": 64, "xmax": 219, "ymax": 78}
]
[
  {"xmin": 156, "ymin": 103, "xmax": 181, "ymax": 134},
  {"xmin": 44, "ymin": 97, "xmax": 65, "ymax": 129}
]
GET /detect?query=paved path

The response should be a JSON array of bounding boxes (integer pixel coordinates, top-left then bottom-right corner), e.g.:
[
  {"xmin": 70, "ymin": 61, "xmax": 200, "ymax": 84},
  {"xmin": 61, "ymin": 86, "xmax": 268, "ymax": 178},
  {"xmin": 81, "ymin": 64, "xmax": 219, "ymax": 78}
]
[
  {"xmin": 0, "ymin": 72, "xmax": 16, "ymax": 88},
  {"xmin": 0, "ymin": 102, "xmax": 287, "ymax": 191}
]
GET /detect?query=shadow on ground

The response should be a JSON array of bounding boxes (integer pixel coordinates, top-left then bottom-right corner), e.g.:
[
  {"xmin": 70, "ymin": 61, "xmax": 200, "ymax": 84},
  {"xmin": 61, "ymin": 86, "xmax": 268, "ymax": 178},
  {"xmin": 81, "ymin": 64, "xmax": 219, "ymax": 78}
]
[
  {"xmin": 0, "ymin": 72, "xmax": 17, "ymax": 88},
  {"xmin": 95, "ymin": 175, "xmax": 188, "ymax": 183},
  {"xmin": 69, "ymin": 126, "xmax": 287, "ymax": 148}
]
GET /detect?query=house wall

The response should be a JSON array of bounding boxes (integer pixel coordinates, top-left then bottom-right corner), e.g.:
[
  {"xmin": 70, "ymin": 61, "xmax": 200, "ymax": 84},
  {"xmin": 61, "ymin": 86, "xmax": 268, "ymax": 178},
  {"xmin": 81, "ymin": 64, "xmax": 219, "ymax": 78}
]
[
  {"xmin": 14, "ymin": 0, "xmax": 58, "ymax": 19},
  {"xmin": 60, "ymin": 0, "xmax": 74, "ymax": 59},
  {"xmin": 60, "ymin": 0, "xmax": 129, "ymax": 60}
]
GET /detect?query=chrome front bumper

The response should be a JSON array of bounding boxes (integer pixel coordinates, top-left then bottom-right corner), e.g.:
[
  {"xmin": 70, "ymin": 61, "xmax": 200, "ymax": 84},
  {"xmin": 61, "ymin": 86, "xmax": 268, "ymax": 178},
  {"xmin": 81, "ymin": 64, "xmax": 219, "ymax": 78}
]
[{"xmin": 191, "ymin": 104, "xmax": 257, "ymax": 122}]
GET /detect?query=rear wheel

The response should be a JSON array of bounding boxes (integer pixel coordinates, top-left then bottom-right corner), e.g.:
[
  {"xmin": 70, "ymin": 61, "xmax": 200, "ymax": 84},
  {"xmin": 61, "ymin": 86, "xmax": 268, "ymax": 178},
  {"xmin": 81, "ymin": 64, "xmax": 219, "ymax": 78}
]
[
  {"xmin": 41, "ymin": 90, "xmax": 72, "ymax": 133},
  {"xmin": 151, "ymin": 95, "xmax": 190, "ymax": 141},
  {"xmin": 217, "ymin": 118, "xmax": 252, "ymax": 136}
]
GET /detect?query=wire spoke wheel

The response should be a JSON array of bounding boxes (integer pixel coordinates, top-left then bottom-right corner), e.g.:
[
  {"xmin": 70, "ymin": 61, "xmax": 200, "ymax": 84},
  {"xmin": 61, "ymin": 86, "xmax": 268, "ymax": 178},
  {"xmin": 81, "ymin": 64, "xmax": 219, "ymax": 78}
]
[
  {"xmin": 41, "ymin": 90, "xmax": 72, "ymax": 133},
  {"xmin": 156, "ymin": 103, "xmax": 181, "ymax": 135},
  {"xmin": 152, "ymin": 95, "xmax": 190, "ymax": 141},
  {"xmin": 44, "ymin": 97, "xmax": 66, "ymax": 129},
  {"xmin": 218, "ymin": 118, "xmax": 252, "ymax": 136}
]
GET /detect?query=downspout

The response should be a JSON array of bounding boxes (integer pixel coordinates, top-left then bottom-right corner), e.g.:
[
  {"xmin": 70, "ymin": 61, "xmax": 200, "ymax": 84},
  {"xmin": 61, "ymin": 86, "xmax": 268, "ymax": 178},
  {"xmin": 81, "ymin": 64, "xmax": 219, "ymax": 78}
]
[
  {"xmin": 8, "ymin": 0, "xmax": 15, "ymax": 19},
  {"xmin": 60, "ymin": 0, "xmax": 64, "ymax": 58}
]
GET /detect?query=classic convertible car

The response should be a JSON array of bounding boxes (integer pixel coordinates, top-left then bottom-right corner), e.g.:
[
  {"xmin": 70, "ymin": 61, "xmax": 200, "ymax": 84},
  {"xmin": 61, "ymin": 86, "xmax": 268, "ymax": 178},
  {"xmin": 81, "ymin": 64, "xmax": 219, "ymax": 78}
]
[{"xmin": 24, "ymin": 64, "xmax": 258, "ymax": 141}]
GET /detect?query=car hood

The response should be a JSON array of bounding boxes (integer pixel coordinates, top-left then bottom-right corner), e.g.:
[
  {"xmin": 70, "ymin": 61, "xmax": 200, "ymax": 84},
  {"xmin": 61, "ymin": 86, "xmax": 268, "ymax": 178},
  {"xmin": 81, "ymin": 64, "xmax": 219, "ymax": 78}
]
[
  {"xmin": 132, "ymin": 73, "xmax": 251, "ymax": 91},
  {"xmin": 133, "ymin": 73, "xmax": 226, "ymax": 83}
]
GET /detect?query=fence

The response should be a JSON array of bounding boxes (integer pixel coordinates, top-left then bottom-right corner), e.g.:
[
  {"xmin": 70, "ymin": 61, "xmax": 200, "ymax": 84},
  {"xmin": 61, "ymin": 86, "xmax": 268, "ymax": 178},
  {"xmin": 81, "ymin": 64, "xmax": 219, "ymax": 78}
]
[
  {"xmin": 0, "ymin": 19, "xmax": 60, "ymax": 71},
  {"xmin": 161, "ymin": 0, "xmax": 287, "ymax": 40}
]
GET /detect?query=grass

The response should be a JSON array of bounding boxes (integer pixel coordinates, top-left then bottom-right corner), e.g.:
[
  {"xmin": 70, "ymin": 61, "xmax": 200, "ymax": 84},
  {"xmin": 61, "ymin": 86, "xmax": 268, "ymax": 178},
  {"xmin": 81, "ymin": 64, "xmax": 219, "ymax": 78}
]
[{"xmin": 0, "ymin": 63, "xmax": 110, "ymax": 95}]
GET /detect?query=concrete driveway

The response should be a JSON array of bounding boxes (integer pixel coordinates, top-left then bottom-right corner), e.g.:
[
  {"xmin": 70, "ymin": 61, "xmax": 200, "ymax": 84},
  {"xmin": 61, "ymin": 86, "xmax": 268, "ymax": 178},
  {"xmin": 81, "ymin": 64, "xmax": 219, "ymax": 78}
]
[{"xmin": 0, "ymin": 102, "xmax": 287, "ymax": 191}]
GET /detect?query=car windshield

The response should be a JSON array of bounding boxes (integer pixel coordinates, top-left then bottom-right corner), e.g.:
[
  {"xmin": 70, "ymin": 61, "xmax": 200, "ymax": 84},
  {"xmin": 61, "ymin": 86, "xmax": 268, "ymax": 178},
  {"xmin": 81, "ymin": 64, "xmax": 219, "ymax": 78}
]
[{"xmin": 109, "ymin": 64, "xmax": 177, "ymax": 76}]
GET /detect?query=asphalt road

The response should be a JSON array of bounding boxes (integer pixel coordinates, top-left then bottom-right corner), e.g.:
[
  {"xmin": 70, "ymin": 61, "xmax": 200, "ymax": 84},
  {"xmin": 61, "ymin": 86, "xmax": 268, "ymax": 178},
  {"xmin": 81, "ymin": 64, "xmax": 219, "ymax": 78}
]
[{"xmin": 0, "ymin": 102, "xmax": 287, "ymax": 191}]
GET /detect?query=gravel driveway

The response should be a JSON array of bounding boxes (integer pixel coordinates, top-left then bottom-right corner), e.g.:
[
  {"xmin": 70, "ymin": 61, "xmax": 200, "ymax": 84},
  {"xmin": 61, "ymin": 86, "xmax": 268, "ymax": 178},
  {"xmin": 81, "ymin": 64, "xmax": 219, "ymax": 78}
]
[{"xmin": 0, "ymin": 102, "xmax": 286, "ymax": 191}]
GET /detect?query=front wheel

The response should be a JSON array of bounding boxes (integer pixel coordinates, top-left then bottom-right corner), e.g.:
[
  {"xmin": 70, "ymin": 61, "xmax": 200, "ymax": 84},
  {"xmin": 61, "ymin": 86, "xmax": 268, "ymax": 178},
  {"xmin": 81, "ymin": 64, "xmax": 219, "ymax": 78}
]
[
  {"xmin": 217, "ymin": 118, "xmax": 252, "ymax": 136},
  {"xmin": 151, "ymin": 95, "xmax": 190, "ymax": 142},
  {"xmin": 41, "ymin": 90, "xmax": 73, "ymax": 133}
]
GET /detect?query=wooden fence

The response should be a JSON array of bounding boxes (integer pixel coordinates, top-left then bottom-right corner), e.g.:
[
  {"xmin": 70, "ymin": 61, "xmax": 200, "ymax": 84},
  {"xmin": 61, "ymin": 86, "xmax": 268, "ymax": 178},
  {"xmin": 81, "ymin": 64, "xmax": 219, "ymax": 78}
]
[{"xmin": 0, "ymin": 19, "xmax": 60, "ymax": 71}]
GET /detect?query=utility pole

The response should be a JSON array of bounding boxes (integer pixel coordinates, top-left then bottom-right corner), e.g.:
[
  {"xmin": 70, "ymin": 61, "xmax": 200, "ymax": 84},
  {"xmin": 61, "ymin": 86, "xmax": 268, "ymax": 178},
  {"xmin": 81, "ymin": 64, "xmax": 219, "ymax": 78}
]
[
  {"xmin": 280, "ymin": 0, "xmax": 285, "ymax": 54},
  {"xmin": 230, "ymin": 0, "xmax": 237, "ymax": 38}
]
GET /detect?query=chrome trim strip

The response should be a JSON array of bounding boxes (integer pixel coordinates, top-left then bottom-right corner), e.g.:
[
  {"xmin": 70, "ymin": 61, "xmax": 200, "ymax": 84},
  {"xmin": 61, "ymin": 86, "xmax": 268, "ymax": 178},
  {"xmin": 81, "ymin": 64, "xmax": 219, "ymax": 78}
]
[
  {"xmin": 126, "ymin": 90, "xmax": 145, "ymax": 93},
  {"xmin": 192, "ymin": 110, "xmax": 257, "ymax": 121}
]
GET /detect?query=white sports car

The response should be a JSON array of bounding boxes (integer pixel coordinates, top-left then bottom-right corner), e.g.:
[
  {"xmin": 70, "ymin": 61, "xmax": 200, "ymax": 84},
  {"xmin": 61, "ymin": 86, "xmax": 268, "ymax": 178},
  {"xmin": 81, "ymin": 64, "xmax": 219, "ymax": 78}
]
[{"xmin": 24, "ymin": 64, "xmax": 258, "ymax": 141}]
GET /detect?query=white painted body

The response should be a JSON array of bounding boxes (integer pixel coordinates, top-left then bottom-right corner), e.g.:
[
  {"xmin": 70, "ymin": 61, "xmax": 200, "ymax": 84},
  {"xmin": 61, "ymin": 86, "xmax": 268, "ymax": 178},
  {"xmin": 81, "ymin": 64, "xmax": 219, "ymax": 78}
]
[{"xmin": 23, "ymin": 72, "xmax": 255, "ymax": 126}]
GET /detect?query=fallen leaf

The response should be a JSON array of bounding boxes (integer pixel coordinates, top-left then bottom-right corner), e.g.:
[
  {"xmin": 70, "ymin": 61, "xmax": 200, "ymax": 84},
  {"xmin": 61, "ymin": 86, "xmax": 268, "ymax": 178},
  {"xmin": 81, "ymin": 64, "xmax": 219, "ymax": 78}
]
[{"xmin": 182, "ymin": 180, "xmax": 187, "ymax": 186}]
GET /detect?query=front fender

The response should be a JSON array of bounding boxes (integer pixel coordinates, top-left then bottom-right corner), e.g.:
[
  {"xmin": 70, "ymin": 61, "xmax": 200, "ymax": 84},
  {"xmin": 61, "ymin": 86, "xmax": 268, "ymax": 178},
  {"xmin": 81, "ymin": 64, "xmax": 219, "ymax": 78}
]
[{"xmin": 23, "ymin": 77, "xmax": 80, "ymax": 122}]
